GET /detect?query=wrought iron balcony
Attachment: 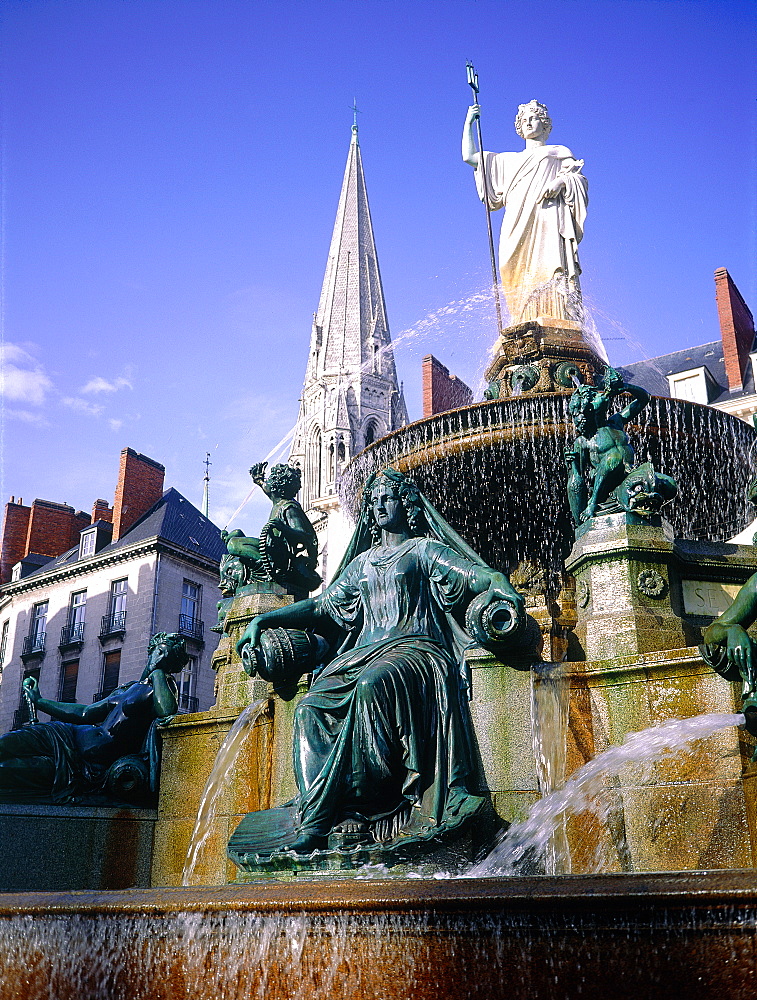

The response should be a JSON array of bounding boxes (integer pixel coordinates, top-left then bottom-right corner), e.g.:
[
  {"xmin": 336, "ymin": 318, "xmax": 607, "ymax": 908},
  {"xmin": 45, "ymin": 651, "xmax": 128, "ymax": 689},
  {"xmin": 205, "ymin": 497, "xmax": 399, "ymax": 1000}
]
[
  {"xmin": 178, "ymin": 692, "xmax": 199, "ymax": 713},
  {"xmin": 178, "ymin": 615, "xmax": 204, "ymax": 641},
  {"xmin": 99, "ymin": 611, "xmax": 127, "ymax": 639},
  {"xmin": 21, "ymin": 633, "xmax": 46, "ymax": 660},
  {"xmin": 60, "ymin": 622, "xmax": 85, "ymax": 648}
]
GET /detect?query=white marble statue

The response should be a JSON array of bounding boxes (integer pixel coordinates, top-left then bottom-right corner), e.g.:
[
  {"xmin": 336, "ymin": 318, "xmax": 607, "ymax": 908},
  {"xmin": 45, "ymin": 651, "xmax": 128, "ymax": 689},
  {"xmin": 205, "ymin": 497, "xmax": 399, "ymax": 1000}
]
[{"xmin": 463, "ymin": 100, "xmax": 588, "ymax": 327}]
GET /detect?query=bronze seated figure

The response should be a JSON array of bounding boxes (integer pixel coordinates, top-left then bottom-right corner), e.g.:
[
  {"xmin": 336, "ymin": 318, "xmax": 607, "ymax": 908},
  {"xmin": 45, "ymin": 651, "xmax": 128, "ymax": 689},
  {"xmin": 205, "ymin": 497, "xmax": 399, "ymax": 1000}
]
[
  {"xmin": 230, "ymin": 469, "xmax": 533, "ymax": 868},
  {"xmin": 0, "ymin": 632, "xmax": 188, "ymax": 805}
]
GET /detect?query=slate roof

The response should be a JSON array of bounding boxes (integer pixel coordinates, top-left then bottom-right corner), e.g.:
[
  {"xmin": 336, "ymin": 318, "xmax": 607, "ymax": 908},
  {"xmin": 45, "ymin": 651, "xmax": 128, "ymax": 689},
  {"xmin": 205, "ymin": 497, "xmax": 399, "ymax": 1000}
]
[
  {"xmin": 17, "ymin": 488, "xmax": 224, "ymax": 581},
  {"xmin": 618, "ymin": 338, "xmax": 756, "ymax": 406}
]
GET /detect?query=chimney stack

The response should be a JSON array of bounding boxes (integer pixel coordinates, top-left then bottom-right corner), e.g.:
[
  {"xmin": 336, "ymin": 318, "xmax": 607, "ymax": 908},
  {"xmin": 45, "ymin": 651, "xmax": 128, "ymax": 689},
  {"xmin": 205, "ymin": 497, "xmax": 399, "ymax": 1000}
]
[
  {"xmin": 91, "ymin": 499, "xmax": 113, "ymax": 524},
  {"xmin": 0, "ymin": 499, "xmax": 32, "ymax": 584},
  {"xmin": 112, "ymin": 448, "xmax": 165, "ymax": 541},
  {"xmin": 422, "ymin": 355, "xmax": 474, "ymax": 417},
  {"xmin": 715, "ymin": 268, "xmax": 755, "ymax": 391}
]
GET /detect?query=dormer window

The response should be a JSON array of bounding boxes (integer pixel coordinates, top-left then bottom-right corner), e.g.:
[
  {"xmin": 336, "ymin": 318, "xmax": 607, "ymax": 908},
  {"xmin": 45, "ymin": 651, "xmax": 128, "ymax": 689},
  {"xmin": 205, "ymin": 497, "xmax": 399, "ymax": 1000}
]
[
  {"xmin": 667, "ymin": 366, "xmax": 716, "ymax": 405},
  {"xmin": 80, "ymin": 530, "xmax": 97, "ymax": 558},
  {"xmin": 78, "ymin": 520, "xmax": 113, "ymax": 560}
]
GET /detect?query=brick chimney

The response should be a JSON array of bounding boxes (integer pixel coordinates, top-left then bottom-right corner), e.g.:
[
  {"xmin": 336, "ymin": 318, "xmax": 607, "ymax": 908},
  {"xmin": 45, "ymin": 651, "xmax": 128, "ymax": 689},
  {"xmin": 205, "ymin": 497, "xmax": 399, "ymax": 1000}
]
[
  {"xmin": 25, "ymin": 499, "xmax": 89, "ymax": 560},
  {"xmin": 91, "ymin": 499, "xmax": 113, "ymax": 524},
  {"xmin": 422, "ymin": 355, "xmax": 474, "ymax": 417},
  {"xmin": 112, "ymin": 448, "xmax": 165, "ymax": 541},
  {"xmin": 715, "ymin": 268, "xmax": 755, "ymax": 391},
  {"xmin": 0, "ymin": 498, "xmax": 92, "ymax": 584},
  {"xmin": 0, "ymin": 499, "xmax": 31, "ymax": 584}
]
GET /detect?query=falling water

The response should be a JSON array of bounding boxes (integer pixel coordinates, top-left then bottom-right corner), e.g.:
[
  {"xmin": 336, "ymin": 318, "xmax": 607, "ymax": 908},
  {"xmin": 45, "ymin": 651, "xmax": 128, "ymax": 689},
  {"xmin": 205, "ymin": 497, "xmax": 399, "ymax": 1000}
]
[
  {"xmin": 529, "ymin": 662, "xmax": 571, "ymax": 875},
  {"xmin": 470, "ymin": 711, "xmax": 746, "ymax": 877},
  {"xmin": 182, "ymin": 698, "xmax": 269, "ymax": 886},
  {"xmin": 341, "ymin": 393, "xmax": 756, "ymax": 588}
]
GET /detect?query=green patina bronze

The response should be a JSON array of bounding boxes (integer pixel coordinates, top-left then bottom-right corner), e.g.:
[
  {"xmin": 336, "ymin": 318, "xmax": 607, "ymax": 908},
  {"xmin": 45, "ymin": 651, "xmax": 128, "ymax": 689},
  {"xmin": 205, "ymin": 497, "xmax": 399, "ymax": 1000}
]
[
  {"xmin": 0, "ymin": 632, "xmax": 188, "ymax": 805},
  {"xmin": 229, "ymin": 468, "xmax": 535, "ymax": 870},
  {"xmin": 565, "ymin": 366, "xmax": 677, "ymax": 528},
  {"xmin": 218, "ymin": 462, "xmax": 321, "ymax": 606},
  {"xmin": 702, "ymin": 574, "xmax": 757, "ymax": 751}
]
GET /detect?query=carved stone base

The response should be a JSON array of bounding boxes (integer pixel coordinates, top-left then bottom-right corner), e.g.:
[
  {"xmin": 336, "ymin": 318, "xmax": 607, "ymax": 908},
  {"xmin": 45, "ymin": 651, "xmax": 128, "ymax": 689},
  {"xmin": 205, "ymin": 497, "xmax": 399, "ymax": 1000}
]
[
  {"xmin": 484, "ymin": 319, "xmax": 606, "ymax": 400},
  {"xmin": 228, "ymin": 797, "xmax": 502, "ymax": 878},
  {"xmin": 565, "ymin": 512, "xmax": 757, "ymax": 661}
]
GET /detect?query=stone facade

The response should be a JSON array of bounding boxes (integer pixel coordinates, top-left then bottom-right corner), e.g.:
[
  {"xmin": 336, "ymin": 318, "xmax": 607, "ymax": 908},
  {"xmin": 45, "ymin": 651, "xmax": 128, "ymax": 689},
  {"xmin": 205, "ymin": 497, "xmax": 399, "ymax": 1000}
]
[{"xmin": 0, "ymin": 489, "xmax": 224, "ymax": 730}]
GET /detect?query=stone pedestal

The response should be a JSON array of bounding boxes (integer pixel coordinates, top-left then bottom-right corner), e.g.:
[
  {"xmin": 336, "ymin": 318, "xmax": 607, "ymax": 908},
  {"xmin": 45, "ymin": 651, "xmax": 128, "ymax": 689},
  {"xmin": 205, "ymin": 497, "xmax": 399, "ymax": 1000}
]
[
  {"xmin": 564, "ymin": 646, "xmax": 757, "ymax": 874},
  {"xmin": 565, "ymin": 513, "xmax": 688, "ymax": 660},
  {"xmin": 151, "ymin": 584, "xmax": 294, "ymax": 887},
  {"xmin": 484, "ymin": 318, "xmax": 604, "ymax": 400},
  {"xmin": 211, "ymin": 582, "xmax": 294, "ymax": 709},
  {"xmin": 565, "ymin": 512, "xmax": 757, "ymax": 662},
  {"xmin": 466, "ymin": 642, "xmax": 757, "ymax": 875},
  {"xmin": 0, "ymin": 804, "xmax": 156, "ymax": 891}
]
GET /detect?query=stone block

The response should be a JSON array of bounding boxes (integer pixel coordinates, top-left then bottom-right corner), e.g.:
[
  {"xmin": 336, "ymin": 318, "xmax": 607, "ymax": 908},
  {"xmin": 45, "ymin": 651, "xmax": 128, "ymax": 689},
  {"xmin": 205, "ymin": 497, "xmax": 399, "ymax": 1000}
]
[
  {"xmin": 0, "ymin": 804, "xmax": 155, "ymax": 891},
  {"xmin": 151, "ymin": 704, "xmax": 273, "ymax": 887}
]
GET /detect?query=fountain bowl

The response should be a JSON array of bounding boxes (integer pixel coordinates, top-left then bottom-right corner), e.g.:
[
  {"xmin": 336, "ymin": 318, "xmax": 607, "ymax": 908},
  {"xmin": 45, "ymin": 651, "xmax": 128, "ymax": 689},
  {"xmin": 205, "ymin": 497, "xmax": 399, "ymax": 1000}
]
[{"xmin": 342, "ymin": 393, "xmax": 757, "ymax": 591}]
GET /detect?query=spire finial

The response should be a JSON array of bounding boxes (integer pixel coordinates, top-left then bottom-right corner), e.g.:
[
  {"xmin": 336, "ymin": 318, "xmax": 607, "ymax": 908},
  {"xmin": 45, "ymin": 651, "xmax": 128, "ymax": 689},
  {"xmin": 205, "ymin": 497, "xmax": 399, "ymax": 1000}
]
[
  {"xmin": 202, "ymin": 452, "xmax": 211, "ymax": 518},
  {"xmin": 350, "ymin": 98, "xmax": 360, "ymax": 140}
]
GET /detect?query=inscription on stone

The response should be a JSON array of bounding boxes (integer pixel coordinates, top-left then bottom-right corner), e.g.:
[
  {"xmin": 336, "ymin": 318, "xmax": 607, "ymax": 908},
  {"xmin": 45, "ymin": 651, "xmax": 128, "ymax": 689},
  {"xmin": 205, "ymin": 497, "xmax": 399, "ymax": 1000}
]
[{"xmin": 682, "ymin": 580, "xmax": 742, "ymax": 617}]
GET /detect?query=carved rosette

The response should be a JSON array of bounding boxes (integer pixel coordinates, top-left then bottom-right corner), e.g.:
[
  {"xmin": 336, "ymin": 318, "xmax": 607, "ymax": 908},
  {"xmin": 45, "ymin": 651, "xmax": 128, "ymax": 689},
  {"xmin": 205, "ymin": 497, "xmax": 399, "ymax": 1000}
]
[{"xmin": 636, "ymin": 568, "xmax": 667, "ymax": 599}]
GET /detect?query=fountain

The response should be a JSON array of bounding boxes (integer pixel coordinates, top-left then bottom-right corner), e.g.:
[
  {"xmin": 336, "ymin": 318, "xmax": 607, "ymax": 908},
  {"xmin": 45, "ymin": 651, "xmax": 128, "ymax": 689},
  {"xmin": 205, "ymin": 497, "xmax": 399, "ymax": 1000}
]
[{"xmin": 2, "ymin": 91, "xmax": 757, "ymax": 999}]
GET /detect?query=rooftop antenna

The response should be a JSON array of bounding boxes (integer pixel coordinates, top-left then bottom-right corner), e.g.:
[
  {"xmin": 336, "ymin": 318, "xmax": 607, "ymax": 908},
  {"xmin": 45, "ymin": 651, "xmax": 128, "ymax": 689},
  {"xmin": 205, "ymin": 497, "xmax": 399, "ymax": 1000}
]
[
  {"xmin": 466, "ymin": 61, "xmax": 505, "ymax": 340},
  {"xmin": 202, "ymin": 452, "xmax": 211, "ymax": 518}
]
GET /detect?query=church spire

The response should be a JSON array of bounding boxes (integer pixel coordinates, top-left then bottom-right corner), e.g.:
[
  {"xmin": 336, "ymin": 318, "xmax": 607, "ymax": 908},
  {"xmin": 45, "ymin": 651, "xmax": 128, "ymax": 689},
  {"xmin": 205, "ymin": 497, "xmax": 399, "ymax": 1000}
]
[{"xmin": 291, "ymin": 122, "xmax": 407, "ymax": 522}]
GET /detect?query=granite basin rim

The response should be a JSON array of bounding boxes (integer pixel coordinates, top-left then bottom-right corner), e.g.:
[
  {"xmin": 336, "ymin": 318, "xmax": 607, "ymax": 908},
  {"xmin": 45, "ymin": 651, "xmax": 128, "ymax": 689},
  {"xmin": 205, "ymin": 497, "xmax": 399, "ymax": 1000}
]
[{"xmin": 3, "ymin": 871, "xmax": 757, "ymax": 916}]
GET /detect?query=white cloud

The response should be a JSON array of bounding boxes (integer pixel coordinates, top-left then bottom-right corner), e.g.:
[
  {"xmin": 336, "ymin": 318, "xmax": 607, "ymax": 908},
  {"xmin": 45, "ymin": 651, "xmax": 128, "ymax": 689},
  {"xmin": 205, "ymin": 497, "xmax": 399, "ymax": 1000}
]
[
  {"xmin": 5, "ymin": 407, "xmax": 51, "ymax": 427},
  {"xmin": 108, "ymin": 418, "xmax": 124, "ymax": 432},
  {"xmin": 80, "ymin": 375, "xmax": 133, "ymax": 394},
  {"xmin": 62, "ymin": 397, "xmax": 105, "ymax": 417},
  {"xmin": 0, "ymin": 344, "xmax": 54, "ymax": 405}
]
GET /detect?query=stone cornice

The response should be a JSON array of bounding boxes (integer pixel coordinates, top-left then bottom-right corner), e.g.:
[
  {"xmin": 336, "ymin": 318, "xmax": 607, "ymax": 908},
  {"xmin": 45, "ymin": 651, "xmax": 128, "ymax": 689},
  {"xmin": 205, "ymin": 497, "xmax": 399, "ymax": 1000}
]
[{"xmin": 0, "ymin": 536, "xmax": 219, "ymax": 598}]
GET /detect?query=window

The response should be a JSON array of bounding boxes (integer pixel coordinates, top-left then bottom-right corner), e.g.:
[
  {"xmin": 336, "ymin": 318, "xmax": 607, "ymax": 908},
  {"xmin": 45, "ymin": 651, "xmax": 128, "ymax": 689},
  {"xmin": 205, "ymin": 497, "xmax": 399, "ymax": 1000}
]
[
  {"xmin": 59, "ymin": 660, "xmax": 79, "ymax": 703},
  {"xmin": 0, "ymin": 621, "xmax": 8, "ymax": 669},
  {"xmin": 31, "ymin": 602, "xmax": 48, "ymax": 640},
  {"xmin": 79, "ymin": 530, "xmax": 96, "ymax": 558},
  {"xmin": 100, "ymin": 580, "xmax": 127, "ymax": 637},
  {"xmin": 666, "ymin": 367, "xmax": 713, "ymax": 405},
  {"xmin": 69, "ymin": 591, "xmax": 86, "ymax": 626},
  {"xmin": 100, "ymin": 650, "xmax": 121, "ymax": 698},
  {"xmin": 110, "ymin": 579, "xmax": 128, "ymax": 617},
  {"xmin": 177, "ymin": 655, "xmax": 198, "ymax": 712},
  {"xmin": 181, "ymin": 581, "xmax": 200, "ymax": 622}
]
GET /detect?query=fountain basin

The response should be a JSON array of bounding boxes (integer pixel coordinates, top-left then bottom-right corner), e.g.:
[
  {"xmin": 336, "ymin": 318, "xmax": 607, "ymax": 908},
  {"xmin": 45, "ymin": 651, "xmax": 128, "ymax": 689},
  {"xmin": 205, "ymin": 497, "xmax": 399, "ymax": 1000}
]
[
  {"xmin": 342, "ymin": 394, "xmax": 757, "ymax": 591},
  {"xmin": 1, "ymin": 873, "xmax": 756, "ymax": 999}
]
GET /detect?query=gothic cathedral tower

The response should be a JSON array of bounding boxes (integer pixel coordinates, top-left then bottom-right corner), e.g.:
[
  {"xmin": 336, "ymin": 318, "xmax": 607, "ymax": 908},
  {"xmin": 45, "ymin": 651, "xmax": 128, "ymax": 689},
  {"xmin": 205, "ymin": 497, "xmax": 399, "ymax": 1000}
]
[{"xmin": 289, "ymin": 122, "xmax": 407, "ymax": 581}]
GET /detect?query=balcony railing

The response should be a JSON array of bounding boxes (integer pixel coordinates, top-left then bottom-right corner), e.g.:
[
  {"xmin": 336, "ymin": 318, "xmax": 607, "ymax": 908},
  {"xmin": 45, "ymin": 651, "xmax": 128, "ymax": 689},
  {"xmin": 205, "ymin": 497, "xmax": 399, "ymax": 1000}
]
[
  {"xmin": 99, "ymin": 611, "xmax": 127, "ymax": 639},
  {"xmin": 178, "ymin": 692, "xmax": 199, "ymax": 713},
  {"xmin": 60, "ymin": 622, "xmax": 85, "ymax": 647},
  {"xmin": 21, "ymin": 633, "xmax": 46, "ymax": 659},
  {"xmin": 178, "ymin": 615, "xmax": 204, "ymax": 641}
]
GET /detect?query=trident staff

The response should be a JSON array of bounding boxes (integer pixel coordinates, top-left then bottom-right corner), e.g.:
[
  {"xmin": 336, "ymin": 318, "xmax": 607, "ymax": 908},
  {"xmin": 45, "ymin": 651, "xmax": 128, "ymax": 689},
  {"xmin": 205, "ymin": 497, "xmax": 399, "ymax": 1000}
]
[{"xmin": 465, "ymin": 61, "xmax": 505, "ymax": 339}]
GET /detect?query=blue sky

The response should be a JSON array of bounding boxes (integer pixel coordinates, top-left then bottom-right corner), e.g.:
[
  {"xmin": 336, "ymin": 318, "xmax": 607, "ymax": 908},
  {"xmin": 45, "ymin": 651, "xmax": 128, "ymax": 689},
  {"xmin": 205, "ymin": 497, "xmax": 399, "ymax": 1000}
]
[{"xmin": 2, "ymin": 0, "xmax": 755, "ymax": 532}]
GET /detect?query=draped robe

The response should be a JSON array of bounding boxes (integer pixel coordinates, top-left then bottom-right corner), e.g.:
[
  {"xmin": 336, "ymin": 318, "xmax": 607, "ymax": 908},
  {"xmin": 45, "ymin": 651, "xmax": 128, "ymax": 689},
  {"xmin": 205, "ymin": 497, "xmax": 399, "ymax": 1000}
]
[
  {"xmin": 291, "ymin": 536, "xmax": 489, "ymax": 842},
  {"xmin": 476, "ymin": 144, "xmax": 588, "ymax": 325}
]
